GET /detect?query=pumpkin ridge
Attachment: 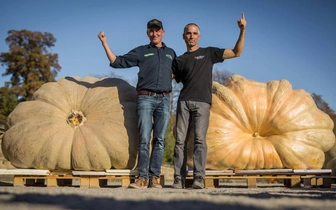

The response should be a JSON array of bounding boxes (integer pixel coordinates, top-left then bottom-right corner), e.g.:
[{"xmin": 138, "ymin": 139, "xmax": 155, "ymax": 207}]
[
  {"xmin": 35, "ymin": 81, "xmax": 81, "ymax": 113},
  {"xmin": 208, "ymin": 137, "xmax": 252, "ymax": 169},
  {"xmin": 271, "ymin": 91, "xmax": 314, "ymax": 128},
  {"xmin": 228, "ymin": 78, "xmax": 268, "ymax": 134},
  {"xmin": 261, "ymin": 140, "xmax": 283, "ymax": 168},
  {"xmin": 221, "ymin": 78, "xmax": 255, "ymax": 132},
  {"xmin": 261, "ymin": 79, "xmax": 293, "ymax": 128},
  {"xmin": 72, "ymin": 126, "xmax": 112, "ymax": 170},
  {"xmin": 32, "ymin": 123, "xmax": 72, "ymax": 169},
  {"xmin": 5, "ymin": 120, "xmax": 66, "ymax": 168},
  {"xmin": 212, "ymin": 81, "xmax": 251, "ymax": 131},
  {"xmin": 208, "ymin": 111, "xmax": 248, "ymax": 134},
  {"xmin": 270, "ymin": 135, "xmax": 325, "ymax": 169}
]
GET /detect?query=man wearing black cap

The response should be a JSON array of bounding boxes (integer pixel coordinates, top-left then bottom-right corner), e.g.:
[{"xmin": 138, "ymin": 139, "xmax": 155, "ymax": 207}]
[{"xmin": 98, "ymin": 19, "xmax": 176, "ymax": 188}]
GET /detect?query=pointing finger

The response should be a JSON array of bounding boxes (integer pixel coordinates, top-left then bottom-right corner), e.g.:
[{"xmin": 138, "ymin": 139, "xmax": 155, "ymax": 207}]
[{"xmin": 242, "ymin": 12, "xmax": 245, "ymax": 19}]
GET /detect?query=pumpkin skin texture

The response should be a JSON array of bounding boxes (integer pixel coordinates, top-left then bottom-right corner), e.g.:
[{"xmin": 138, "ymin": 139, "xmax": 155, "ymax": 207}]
[
  {"xmin": 186, "ymin": 75, "xmax": 335, "ymax": 170},
  {"xmin": 2, "ymin": 76, "xmax": 139, "ymax": 170}
]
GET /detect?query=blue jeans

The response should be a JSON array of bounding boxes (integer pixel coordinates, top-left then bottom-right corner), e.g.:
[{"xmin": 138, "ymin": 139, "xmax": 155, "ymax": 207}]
[
  {"xmin": 137, "ymin": 94, "xmax": 170, "ymax": 180},
  {"xmin": 173, "ymin": 100, "xmax": 210, "ymax": 180}
]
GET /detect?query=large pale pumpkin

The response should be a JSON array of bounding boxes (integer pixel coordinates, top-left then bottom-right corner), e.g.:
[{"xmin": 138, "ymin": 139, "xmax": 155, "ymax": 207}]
[
  {"xmin": 2, "ymin": 76, "xmax": 139, "ymax": 170},
  {"xmin": 186, "ymin": 74, "xmax": 335, "ymax": 170}
]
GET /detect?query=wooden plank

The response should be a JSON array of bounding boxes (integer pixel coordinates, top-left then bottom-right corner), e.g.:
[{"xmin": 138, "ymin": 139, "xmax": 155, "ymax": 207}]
[
  {"xmin": 291, "ymin": 176, "xmax": 301, "ymax": 188},
  {"xmin": 49, "ymin": 171, "xmax": 73, "ymax": 176},
  {"xmin": 204, "ymin": 179, "xmax": 215, "ymax": 188},
  {"xmin": 89, "ymin": 177, "xmax": 100, "ymax": 188},
  {"xmin": 247, "ymin": 178, "xmax": 257, "ymax": 188},
  {"xmin": 13, "ymin": 177, "xmax": 25, "ymax": 187},
  {"xmin": 0, "ymin": 169, "xmax": 50, "ymax": 175},
  {"xmin": 293, "ymin": 169, "xmax": 332, "ymax": 174},
  {"xmin": 187, "ymin": 170, "xmax": 235, "ymax": 176},
  {"xmin": 314, "ymin": 178, "xmax": 323, "ymax": 186},
  {"xmin": 121, "ymin": 176, "xmax": 132, "ymax": 187},
  {"xmin": 80, "ymin": 177, "xmax": 90, "ymax": 188},
  {"xmin": 205, "ymin": 170, "xmax": 234, "ymax": 175},
  {"xmin": 284, "ymin": 176, "xmax": 301, "ymax": 188},
  {"xmin": 235, "ymin": 169, "xmax": 293, "ymax": 175},
  {"xmin": 72, "ymin": 171, "xmax": 106, "ymax": 176},
  {"xmin": 105, "ymin": 169, "xmax": 138, "ymax": 176},
  {"xmin": 47, "ymin": 178, "xmax": 58, "ymax": 187}
]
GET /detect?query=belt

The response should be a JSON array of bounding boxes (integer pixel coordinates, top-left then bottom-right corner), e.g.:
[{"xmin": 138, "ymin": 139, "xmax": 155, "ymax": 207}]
[{"xmin": 137, "ymin": 90, "xmax": 170, "ymax": 96}]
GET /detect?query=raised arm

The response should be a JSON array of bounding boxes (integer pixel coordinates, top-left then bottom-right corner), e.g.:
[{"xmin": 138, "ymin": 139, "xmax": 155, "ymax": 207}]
[
  {"xmin": 97, "ymin": 31, "xmax": 117, "ymax": 64},
  {"xmin": 222, "ymin": 12, "xmax": 247, "ymax": 59}
]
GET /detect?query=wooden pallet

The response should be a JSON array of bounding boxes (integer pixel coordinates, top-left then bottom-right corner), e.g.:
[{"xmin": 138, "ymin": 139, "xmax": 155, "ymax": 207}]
[
  {"xmin": 185, "ymin": 169, "xmax": 334, "ymax": 188},
  {"xmin": 0, "ymin": 169, "xmax": 164, "ymax": 188}
]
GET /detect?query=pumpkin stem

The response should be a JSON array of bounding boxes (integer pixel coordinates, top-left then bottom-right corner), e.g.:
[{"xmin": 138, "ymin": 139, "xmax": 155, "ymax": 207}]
[
  {"xmin": 253, "ymin": 132, "xmax": 259, "ymax": 137},
  {"xmin": 66, "ymin": 110, "xmax": 87, "ymax": 127}
]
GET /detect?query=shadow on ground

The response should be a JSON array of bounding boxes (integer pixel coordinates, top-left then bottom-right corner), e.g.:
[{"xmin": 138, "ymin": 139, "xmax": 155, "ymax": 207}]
[{"xmin": 0, "ymin": 191, "xmax": 260, "ymax": 210}]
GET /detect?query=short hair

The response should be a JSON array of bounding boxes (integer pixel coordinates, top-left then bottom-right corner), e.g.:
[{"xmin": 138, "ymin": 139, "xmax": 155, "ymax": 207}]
[{"xmin": 183, "ymin": 23, "xmax": 201, "ymax": 35}]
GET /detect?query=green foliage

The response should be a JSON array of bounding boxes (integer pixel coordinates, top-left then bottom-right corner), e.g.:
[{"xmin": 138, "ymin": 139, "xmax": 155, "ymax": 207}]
[
  {"xmin": 312, "ymin": 93, "xmax": 335, "ymax": 115},
  {"xmin": 0, "ymin": 29, "xmax": 61, "ymax": 102},
  {"xmin": 312, "ymin": 93, "xmax": 336, "ymax": 134},
  {"xmin": 163, "ymin": 114, "xmax": 176, "ymax": 165},
  {"xmin": 212, "ymin": 68, "xmax": 232, "ymax": 84},
  {"xmin": 0, "ymin": 86, "xmax": 18, "ymax": 120},
  {"xmin": 330, "ymin": 114, "xmax": 336, "ymax": 134}
]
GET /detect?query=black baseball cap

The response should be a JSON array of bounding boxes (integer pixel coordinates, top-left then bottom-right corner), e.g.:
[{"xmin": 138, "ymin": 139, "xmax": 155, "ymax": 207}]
[{"xmin": 147, "ymin": 19, "xmax": 163, "ymax": 29}]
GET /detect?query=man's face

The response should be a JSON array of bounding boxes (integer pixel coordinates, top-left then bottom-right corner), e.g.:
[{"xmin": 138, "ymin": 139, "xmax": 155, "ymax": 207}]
[
  {"xmin": 183, "ymin": 25, "xmax": 200, "ymax": 47},
  {"xmin": 147, "ymin": 26, "xmax": 164, "ymax": 45}
]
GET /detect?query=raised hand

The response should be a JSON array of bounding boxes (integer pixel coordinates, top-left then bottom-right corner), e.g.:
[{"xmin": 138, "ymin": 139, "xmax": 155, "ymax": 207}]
[
  {"xmin": 97, "ymin": 31, "xmax": 106, "ymax": 43},
  {"xmin": 237, "ymin": 12, "xmax": 246, "ymax": 30}
]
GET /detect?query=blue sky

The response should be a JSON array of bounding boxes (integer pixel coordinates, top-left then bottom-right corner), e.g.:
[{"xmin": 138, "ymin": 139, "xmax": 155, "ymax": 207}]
[{"xmin": 1, "ymin": 0, "xmax": 335, "ymax": 111}]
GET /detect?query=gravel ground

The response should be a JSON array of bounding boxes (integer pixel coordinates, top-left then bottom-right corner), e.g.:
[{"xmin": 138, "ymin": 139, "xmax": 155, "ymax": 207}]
[{"xmin": 0, "ymin": 181, "xmax": 336, "ymax": 210}]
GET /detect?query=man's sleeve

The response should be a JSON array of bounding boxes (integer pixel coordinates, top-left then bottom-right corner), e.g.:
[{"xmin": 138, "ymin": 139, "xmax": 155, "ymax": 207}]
[
  {"xmin": 210, "ymin": 47, "xmax": 225, "ymax": 64},
  {"xmin": 172, "ymin": 59, "xmax": 181, "ymax": 83},
  {"xmin": 110, "ymin": 48, "xmax": 139, "ymax": 68}
]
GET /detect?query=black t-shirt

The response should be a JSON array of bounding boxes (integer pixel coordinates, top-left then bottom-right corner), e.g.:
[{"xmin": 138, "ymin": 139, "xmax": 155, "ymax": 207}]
[{"xmin": 173, "ymin": 47, "xmax": 225, "ymax": 104}]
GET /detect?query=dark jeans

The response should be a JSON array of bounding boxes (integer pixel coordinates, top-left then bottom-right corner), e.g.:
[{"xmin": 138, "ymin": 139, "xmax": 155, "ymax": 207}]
[
  {"xmin": 173, "ymin": 100, "xmax": 210, "ymax": 180},
  {"xmin": 136, "ymin": 94, "xmax": 170, "ymax": 180}
]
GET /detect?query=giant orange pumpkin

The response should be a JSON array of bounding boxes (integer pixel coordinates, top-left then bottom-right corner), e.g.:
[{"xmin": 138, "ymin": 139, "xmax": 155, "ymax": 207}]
[{"xmin": 186, "ymin": 74, "xmax": 335, "ymax": 170}]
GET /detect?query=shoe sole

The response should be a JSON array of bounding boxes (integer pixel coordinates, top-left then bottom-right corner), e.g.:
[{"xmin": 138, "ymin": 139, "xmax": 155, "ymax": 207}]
[
  {"xmin": 128, "ymin": 186, "xmax": 148, "ymax": 189},
  {"xmin": 149, "ymin": 185, "xmax": 162, "ymax": 188},
  {"xmin": 192, "ymin": 185, "xmax": 204, "ymax": 189},
  {"xmin": 171, "ymin": 184, "xmax": 184, "ymax": 189}
]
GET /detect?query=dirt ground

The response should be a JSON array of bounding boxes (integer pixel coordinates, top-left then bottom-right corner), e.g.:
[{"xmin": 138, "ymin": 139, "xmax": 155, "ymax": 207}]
[{"xmin": 0, "ymin": 180, "xmax": 336, "ymax": 210}]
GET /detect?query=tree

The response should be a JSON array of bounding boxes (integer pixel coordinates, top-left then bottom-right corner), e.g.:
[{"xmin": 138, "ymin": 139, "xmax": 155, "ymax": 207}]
[
  {"xmin": 0, "ymin": 86, "xmax": 18, "ymax": 120},
  {"xmin": 0, "ymin": 29, "xmax": 61, "ymax": 101},
  {"xmin": 163, "ymin": 114, "xmax": 176, "ymax": 165},
  {"xmin": 212, "ymin": 68, "xmax": 232, "ymax": 84},
  {"xmin": 311, "ymin": 93, "xmax": 335, "ymax": 116},
  {"xmin": 311, "ymin": 93, "xmax": 336, "ymax": 134}
]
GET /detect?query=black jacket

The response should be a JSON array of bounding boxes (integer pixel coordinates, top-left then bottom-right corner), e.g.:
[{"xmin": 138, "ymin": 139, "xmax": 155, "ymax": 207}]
[{"xmin": 110, "ymin": 42, "xmax": 176, "ymax": 92}]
